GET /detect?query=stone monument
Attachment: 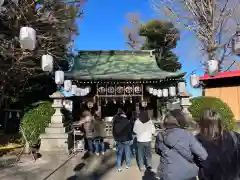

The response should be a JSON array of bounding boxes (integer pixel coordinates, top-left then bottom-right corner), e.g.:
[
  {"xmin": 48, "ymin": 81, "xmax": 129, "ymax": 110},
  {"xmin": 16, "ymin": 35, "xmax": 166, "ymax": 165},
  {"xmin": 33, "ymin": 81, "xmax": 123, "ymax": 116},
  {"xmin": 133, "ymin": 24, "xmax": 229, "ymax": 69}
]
[{"xmin": 40, "ymin": 91, "xmax": 71, "ymax": 154}]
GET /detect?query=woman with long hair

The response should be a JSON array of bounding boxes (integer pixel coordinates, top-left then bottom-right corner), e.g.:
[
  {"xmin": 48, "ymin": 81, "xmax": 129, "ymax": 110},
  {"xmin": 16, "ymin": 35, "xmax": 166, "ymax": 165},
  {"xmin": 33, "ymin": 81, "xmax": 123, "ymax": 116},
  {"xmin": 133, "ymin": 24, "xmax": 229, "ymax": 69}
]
[
  {"xmin": 155, "ymin": 109, "xmax": 207, "ymax": 180},
  {"xmin": 197, "ymin": 109, "xmax": 240, "ymax": 180}
]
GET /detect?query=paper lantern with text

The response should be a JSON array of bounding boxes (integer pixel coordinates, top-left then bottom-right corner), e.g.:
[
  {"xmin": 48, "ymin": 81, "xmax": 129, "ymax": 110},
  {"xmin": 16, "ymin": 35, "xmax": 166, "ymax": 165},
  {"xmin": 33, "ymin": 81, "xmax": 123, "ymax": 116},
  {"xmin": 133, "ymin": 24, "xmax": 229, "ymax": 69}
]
[
  {"xmin": 64, "ymin": 80, "xmax": 72, "ymax": 92},
  {"xmin": 190, "ymin": 74, "xmax": 200, "ymax": 88},
  {"xmin": 178, "ymin": 82, "xmax": 186, "ymax": 93},
  {"xmin": 207, "ymin": 60, "xmax": 219, "ymax": 76},
  {"xmin": 19, "ymin": 27, "xmax": 36, "ymax": 50},
  {"xmin": 41, "ymin": 54, "xmax": 53, "ymax": 72},
  {"xmin": 55, "ymin": 71, "xmax": 64, "ymax": 85},
  {"xmin": 169, "ymin": 86, "xmax": 176, "ymax": 97},
  {"xmin": 71, "ymin": 85, "xmax": 77, "ymax": 95},
  {"xmin": 163, "ymin": 89, "xmax": 168, "ymax": 97}
]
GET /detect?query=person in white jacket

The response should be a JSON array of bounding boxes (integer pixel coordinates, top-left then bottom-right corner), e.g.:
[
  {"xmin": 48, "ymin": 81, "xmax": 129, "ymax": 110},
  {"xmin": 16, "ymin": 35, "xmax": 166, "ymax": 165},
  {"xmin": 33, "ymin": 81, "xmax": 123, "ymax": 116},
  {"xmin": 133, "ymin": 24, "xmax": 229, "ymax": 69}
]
[{"xmin": 133, "ymin": 109, "xmax": 156, "ymax": 171}]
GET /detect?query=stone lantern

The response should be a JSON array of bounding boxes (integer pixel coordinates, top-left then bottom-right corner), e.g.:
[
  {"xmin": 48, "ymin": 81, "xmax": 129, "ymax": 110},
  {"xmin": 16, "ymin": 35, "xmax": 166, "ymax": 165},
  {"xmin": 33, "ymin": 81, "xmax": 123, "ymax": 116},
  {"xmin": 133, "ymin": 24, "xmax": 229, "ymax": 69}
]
[
  {"xmin": 179, "ymin": 91, "xmax": 192, "ymax": 117},
  {"xmin": 40, "ymin": 91, "xmax": 70, "ymax": 154}
]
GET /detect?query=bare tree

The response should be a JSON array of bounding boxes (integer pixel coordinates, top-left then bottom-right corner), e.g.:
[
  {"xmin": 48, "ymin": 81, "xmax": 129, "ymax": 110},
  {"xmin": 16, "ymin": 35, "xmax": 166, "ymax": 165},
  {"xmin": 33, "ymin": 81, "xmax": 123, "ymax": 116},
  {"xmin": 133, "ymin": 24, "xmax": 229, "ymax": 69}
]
[{"xmin": 151, "ymin": 0, "xmax": 240, "ymax": 70}]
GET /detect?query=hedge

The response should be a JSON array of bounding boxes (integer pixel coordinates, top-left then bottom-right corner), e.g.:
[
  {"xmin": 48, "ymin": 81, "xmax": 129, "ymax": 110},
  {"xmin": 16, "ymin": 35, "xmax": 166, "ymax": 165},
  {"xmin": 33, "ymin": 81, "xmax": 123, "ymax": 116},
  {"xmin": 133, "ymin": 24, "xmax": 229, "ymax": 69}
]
[
  {"xmin": 20, "ymin": 101, "xmax": 54, "ymax": 146},
  {"xmin": 188, "ymin": 96, "xmax": 236, "ymax": 131}
]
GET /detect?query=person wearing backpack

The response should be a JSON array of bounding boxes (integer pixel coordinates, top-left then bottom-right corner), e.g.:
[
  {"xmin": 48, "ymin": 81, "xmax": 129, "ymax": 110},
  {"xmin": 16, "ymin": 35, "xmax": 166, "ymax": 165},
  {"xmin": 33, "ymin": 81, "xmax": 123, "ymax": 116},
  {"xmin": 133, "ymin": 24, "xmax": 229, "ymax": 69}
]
[
  {"xmin": 155, "ymin": 109, "xmax": 207, "ymax": 180},
  {"xmin": 196, "ymin": 109, "xmax": 240, "ymax": 180}
]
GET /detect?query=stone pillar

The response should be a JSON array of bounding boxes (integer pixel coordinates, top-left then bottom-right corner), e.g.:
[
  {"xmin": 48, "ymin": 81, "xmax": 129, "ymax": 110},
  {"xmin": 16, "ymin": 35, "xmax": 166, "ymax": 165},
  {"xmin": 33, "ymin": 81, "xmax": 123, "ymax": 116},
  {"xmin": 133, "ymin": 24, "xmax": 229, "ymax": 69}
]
[{"xmin": 40, "ymin": 91, "xmax": 71, "ymax": 154}]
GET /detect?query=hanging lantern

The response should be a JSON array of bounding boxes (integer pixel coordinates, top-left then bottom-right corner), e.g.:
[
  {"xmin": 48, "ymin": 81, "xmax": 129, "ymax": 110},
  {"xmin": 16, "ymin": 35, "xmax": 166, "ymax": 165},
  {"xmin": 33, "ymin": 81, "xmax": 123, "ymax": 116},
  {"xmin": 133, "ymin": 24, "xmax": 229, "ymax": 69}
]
[
  {"xmin": 169, "ymin": 86, "xmax": 176, "ymax": 97},
  {"xmin": 153, "ymin": 89, "xmax": 158, "ymax": 96},
  {"xmin": 207, "ymin": 60, "xmax": 219, "ymax": 76},
  {"xmin": 163, "ymin": 89, "xmax": 168, "ymax": 97},
  {"xmin": 55, "ymin": 70, "xmax": 64, "ymax": 85},
  {"xmin": 19, "ymin": 27, "xmax": 36, "ymax": 50},
  {"xmin": 64, "ymin": 80, "xmax": 72, "ymax": 92},
  {"xmin": 141, "ymin": 100, "xmax": 147, "ymax": 107},
  {"xmin": 41, "ymin": 54, "xmax": 53, "ymax": 72},
  {"xmin": 190, "ymin": 74, "xmax": 200, "ymax": 88},
  {"xmin": 76, "ymin": 88, "xmax": 81, "ymax": 96},
  {"xmin": 157, "ymin": 89, "xmax": 162, "ymax": 97},
  {"xmin": 178, "ymin": 82, "xmax": 186, "ymax": 93},
  {"xmin": 87, "ymin": 101, "xmax": 94, "ymax": 108},
  {"xmin": 233, "ymin": 25, "xmax": 240, "ymax": 56},
  {"xmin": 71, "ymin": 85, "xmax": 77, "ymax": 95},
  {"xmin": 149, "ymin": 87, "xmax": 153, "ymax": 94}
]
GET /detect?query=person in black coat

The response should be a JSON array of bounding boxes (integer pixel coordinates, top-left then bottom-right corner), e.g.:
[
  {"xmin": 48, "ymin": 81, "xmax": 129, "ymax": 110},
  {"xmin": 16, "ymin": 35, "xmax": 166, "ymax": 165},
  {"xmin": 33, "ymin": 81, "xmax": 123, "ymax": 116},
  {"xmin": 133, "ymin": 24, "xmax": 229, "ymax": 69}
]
[
  {"xmin": 112, "ymin": 108, "xmax": 133, "ymax": 172},
  {"xmin": 196, "ymin": 109, "xmax": 240, "ymax": 180}
]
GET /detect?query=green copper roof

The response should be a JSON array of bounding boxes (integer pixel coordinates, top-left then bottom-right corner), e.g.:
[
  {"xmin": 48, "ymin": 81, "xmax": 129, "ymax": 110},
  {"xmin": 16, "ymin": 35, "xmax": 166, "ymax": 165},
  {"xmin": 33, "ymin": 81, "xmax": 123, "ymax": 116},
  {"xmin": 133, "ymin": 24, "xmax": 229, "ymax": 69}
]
[{"xmin": 66, "ymin": 50, "xmax": 185, "ymax": 80}]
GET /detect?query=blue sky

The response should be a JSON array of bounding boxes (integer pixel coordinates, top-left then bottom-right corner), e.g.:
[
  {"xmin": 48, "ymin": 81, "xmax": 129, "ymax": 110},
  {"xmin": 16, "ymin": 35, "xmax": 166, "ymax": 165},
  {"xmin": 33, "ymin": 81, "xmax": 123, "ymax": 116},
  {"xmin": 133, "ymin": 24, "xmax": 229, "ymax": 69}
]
[{"xmin": 74, "ymin": 0, "xmax": 204, "ymax": 96}]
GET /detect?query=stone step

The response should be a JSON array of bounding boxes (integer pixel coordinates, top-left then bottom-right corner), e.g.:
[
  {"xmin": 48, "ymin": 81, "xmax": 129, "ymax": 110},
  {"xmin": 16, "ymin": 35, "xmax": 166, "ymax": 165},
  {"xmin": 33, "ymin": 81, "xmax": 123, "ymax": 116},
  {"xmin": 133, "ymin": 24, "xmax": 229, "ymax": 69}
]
[
  {"xmin": 45, "ymin": 127, "xmax": 67, "ymax": 134},
  {"xmin": 40, "ymin": 133, "xmax": 69, "ymax": 139}
]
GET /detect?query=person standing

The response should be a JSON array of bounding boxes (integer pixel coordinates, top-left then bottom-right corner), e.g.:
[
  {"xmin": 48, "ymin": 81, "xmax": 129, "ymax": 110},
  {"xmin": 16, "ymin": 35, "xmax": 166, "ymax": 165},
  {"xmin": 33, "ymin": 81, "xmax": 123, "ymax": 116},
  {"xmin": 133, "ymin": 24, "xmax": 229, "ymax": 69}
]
[
  {"xmin": 82, "ymin": 110, "xmax": 95, "ymax": 154},
  {"xmin": 133, "ymin": 107, "xmax": 156, "ymax": 171},
  {"xmin": 197, "ymin": 109, "xmax": 240, "ymax": 180},
  {"xmin": 93, "ymin": 112, "xmax": 106, "ymax": 156},
  {"xmin": 155, "ymin": 109, "xmax": 207, "ymax": 180},
  {"xmin": 112, "ymin": 108, "xmax": 133, "ymax": 172}
]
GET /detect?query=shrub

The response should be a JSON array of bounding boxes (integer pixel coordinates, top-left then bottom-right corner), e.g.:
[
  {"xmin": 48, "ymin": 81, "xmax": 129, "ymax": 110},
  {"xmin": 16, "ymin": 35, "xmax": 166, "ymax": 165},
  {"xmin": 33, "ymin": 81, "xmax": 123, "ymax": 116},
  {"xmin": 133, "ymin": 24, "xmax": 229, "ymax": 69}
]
[
  {"xmin": 20, "ymin": 101, "xmax": 54, "ymax": 146},
  {"xmin": 188, "ymin": 96, "xmax": 236, "ymax": 131}
]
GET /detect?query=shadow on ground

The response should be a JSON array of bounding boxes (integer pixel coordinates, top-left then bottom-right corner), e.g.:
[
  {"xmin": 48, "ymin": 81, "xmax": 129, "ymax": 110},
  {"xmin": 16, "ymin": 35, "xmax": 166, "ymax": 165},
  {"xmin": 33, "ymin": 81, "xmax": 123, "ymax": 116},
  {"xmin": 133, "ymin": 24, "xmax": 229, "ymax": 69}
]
[
  {"xmin": 66, "ymin": 151, "xmax": 116, "ymax": 180},
  {"xmin": 142, "ymin": 170, "xmax": 159, "ymax": 180}
]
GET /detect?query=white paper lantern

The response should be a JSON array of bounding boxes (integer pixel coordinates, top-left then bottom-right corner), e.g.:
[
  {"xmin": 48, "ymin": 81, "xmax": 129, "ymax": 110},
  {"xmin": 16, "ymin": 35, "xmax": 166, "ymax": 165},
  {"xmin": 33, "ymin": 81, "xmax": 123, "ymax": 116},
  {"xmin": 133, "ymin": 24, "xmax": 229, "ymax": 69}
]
[
  {"xmin": 41, "ymin": 54, "xmax": 53, "ymax": 72},
  {"xmin": 64, "ymin": 80, "xmax": 72, "ymax": 92},
  {"xmin": 190, "ymin": 74, "xmax": 200, "ymax": 88},
  {"xmin": 19, "ymin": 27, "xmax": 36, "ymax": 50},
  {"xmin": 178, "ymin": 82, "xmax": 186, "ymax": 93},
  {"xmin": 76, "ymin": 88, "xmax": 81, "ymax": 96},
  {"xmin": 149, "ymin": 87, "xmax": 153, "ymax": 94},
  {"xmin": 233, "ymin": 28, "xmax": 240, "ymax": 55},
  {"xmin": 55, "ymin": 70, "xmax": 64, "ymax": 85},
  {"xmin": 163, "ymin": 89, "xmax": 168, "ymax": 97},
  {"xmin": 207, "ymin": 60, "xmax": 219, "ymax": 76},
  {"xmin": 152, "ymin": 89, "xmax": 157, "ymax": 96},
  {"xmin": 157, "ymin": 89, "xmax": 162, "ymax": 97},
  {"xmin": 169, "ymin": 86, "xmax": 176, "ymax": 97},
  {"xmin": 71, "ymin": 85, "xmax": 77, "ymax": 95}
]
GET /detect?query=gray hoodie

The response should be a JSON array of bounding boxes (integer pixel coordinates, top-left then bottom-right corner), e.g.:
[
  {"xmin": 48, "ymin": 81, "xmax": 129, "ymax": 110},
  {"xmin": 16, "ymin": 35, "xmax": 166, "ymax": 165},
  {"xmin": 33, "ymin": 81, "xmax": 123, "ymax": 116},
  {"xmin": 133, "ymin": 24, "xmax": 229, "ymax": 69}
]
[{"xmin": 155, "ymin": 128, "xmax": 208, "ymax": 180}]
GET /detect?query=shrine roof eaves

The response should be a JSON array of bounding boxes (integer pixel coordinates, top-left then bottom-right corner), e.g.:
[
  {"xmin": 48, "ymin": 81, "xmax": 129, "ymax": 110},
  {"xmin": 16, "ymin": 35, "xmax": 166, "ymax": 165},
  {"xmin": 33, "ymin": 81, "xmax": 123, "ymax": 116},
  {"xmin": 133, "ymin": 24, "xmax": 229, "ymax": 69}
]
[{"xmin": 65, "ymin": 50, "xmax": 185, "ymax": 80}]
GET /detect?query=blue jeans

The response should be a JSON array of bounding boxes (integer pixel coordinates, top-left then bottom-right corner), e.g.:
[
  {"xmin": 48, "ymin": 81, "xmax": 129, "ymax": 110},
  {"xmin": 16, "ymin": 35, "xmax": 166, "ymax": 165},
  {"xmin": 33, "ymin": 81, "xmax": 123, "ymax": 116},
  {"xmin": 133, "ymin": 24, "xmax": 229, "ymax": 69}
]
[
  {"xmin": 86, "ymin": 138, "xmax": 93, "ymax": 152},
  {"xmin": 131, "ymin": 137, "xmax": 137, "ymax": 156},
  {"xmin": 137, "ymin": 141, "xmax": 152, "ymax": 169},
  {"xmin": 116, "ymin": 141, "xmax": 131, "ymax": 169},
  {"xmin": 94, "ymin": 138, "xmax": 105, "ymax": 153}
]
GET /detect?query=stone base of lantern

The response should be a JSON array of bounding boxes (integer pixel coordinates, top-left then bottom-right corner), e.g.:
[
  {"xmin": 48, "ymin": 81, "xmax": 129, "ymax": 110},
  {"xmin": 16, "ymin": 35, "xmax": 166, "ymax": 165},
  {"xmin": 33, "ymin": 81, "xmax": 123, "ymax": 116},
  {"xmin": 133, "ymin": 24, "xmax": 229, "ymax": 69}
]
[
  {"xmin": 39, "ymin": 117, "xmax": 72, "ymax": 155},
  {"xmin": 39, "ymin": 91, "xmax": 72, "ymax": 155}
]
